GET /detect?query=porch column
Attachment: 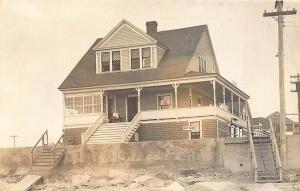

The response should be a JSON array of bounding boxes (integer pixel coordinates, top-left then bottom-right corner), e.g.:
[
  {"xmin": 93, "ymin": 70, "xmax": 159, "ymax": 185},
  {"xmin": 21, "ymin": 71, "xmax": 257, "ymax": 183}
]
[
  {"xmin": 222, "ymin": 86, "xmax": 226, "ymax": 105},
  {"xmin": 135, "ymin": 87, "xmax": 142, "ymax": 112},
  {"xmin": 212, "ymin": 80, "xmax": 216, "ymax": 108},
  {"xmin": 99, "ymin": 90, "xmax": 104, "ymax": 120},
  {"xmin": 231, "ymin": 92, "xmax": 234, "ymax": 114},
  {"xmin": 172, "ymin": 83, "xmax": 180, "ymax": 109},
  {"xmin": 238, "ymin": 97, "xmax": 241, "ymax": 117}
]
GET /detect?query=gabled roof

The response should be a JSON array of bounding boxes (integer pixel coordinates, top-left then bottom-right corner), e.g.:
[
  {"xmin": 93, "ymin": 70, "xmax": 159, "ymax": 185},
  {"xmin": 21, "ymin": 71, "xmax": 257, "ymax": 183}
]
[
  {"xmin": 59, "ymin": 24, "xmax": 209, "ymax": 90},
  {"xmin": 93, "ymin": 19, "xmax": 162, "ymax": 50},
  {"xmin": 253, "ymin": 117, "xmax": 271, "ymax": 129},
  {"xmin": 266, "ymin": 111, "xmax": 295, "ymax": 124}
]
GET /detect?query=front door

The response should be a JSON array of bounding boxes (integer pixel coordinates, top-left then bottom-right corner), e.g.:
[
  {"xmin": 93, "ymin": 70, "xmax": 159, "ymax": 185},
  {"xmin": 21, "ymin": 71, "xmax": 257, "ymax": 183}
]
[{"xmin": 127, "ymin": 96, "xmax": 138, "ymax": 121}]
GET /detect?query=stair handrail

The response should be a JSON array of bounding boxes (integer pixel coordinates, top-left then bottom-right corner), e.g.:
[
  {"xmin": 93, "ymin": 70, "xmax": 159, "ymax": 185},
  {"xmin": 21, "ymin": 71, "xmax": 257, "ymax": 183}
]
[
  {"xmin": 50, "ymin": 128, "xmax": 67, "ymax": 165},
  {"xmin": 269, "ymin": 118, "xmax": 283, "ymax": 181},
  {"xmin": 245, "ymin": 101, "xmax": 258, "ymax": 182},
  {"xmin": 123, "ymin": 112, "xmax": 142, "ymax": 142},
  {"xmin": 81, "ymin": 115, "xmax": 103, "ymax": 144},
  {"xmin": 31, "ymin": 129, "xmax": 48, "ymax": 165}
]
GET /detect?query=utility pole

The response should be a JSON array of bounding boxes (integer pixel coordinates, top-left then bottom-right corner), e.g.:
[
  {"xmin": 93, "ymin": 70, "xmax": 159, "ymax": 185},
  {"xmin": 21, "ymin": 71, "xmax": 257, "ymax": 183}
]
[
  {"xmin": 10, "ymin": 135, "xmax": 18, "ymax": 148},
  {"xmin": 291, "ymin": 73, "xmax": 300, "ymax": 123},
  {"xmin": 263, "ymin": 0, "xmax": 297, "ymax": 169}
]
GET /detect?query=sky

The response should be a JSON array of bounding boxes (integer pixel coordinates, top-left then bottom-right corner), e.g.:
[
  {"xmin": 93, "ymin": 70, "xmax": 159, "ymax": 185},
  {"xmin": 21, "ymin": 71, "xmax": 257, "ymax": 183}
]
[{"xmin": 0, "ymin": 0, "xmax": 299, "ymax": 148}]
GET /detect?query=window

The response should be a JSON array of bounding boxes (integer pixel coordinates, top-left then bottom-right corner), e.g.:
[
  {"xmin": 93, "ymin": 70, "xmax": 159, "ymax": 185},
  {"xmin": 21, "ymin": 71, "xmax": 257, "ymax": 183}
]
[
  {"xmin": 157, "ymin": 94, "xmax": 172, "ymax": 110},
  {"xmin": 64, "ymin": 95, "xmax": 104, "ymax": 116},
  {"xmin": 112, "ymin": 51, "xmax": 121, "ymax": 71},
  {"xmin": 190, "ymin": 121, "xmax": 201, "ymax": 139},
  {"xmin": 199, "ymin": 56, "xmax": 207, "ymax": 72},
  {"xmin": 142, "ymin": 47, "xmax": 151, "ymax": 68},
  {"xmin": 93, "ymin": 95, "xmax": 101, "ymax": 113},
  {"xmin": 131, "ymin": 49, "xmax": 140, "ymax": 69},
  {"xmin": 64, "ymin": 97, "xmax": 74, "ymax": 115},
  {"xmin": 84, "ymin": 96, "xmax": 93, "ymax": 114},
  {"xmin": 101, "ymin": 52, "xmax": 110, "ymax": 72},
  {"xmin": 74, "ymin": 97, "xmax": 84, "ymax": 114}
]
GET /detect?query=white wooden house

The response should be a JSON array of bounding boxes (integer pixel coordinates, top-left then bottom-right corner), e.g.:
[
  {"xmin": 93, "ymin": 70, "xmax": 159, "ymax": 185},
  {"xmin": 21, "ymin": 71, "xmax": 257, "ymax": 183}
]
[{"xmin": 58, "ymin": 20, "xmax": 251, "ymax": 144}]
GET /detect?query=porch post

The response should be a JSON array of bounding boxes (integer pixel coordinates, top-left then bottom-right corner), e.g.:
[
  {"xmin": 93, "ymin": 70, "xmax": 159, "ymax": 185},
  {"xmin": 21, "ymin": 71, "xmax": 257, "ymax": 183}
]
[
  {"xmin": 99, "ymin": 90, "xmax": 104, "ymax": 120},
  {"xmin": 212, "ymin": 80, "xmax": 216, "ymax": 108},
  {"xmin": 172, "ymin": 83, "xmax": 180, "ymax": 109},
  {"xmin": 238, "ymin": 97, "xmax": 241, "ymax": 117},
  {"xmin": 222, "ymin": 87, "xmax": 226, "ymax": 105},
  {"xmin": 135, "ymin": 87, "xmax": 142, "ymax": 112},
  {"xmin": 231, "ymin": 92, "xmax": 234, "ymax": 114}
]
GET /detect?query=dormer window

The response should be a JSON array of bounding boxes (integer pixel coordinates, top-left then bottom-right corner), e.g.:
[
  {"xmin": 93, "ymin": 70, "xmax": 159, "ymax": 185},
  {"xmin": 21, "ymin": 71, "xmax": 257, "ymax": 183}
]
[
  {"xmin": 112, "ymin": 51, "xmax": 121, "ymax": 71},
  {"xmin": 131, "ymin": 49, "xmax": 140, "ymax": 69},
  {"xmin": 130, "ymin": 47, "xmax": 152, "ymax": 70},
  {"xmin": 142, "ymin": 47, "xmax": 151, "ymax": 68},
  {"xmin": 101, "ymin": 52, "xmax": 110, "ymax": 72},
  {"xmin": 199, "ymin": 56, "xmax": 207, "ymax": 72}
]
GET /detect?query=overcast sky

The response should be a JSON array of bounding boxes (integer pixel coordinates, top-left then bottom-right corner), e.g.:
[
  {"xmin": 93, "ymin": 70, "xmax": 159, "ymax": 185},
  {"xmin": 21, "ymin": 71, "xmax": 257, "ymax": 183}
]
[{"xmin": 0, "ymin": 0, "xmax": 299, "ymax": 148}]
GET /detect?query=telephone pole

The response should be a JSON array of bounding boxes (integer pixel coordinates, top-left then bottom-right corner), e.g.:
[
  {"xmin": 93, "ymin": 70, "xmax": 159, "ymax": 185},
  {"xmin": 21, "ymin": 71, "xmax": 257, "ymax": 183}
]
[
  {"xmin": 263, "ymin": 0, "xmax": 297, "ymax": 168},
  {"xmin": 291, "ymin": 73, "xmax": 300, "ymax": 123},
  {"xmin": 10, "ymin": 135, "xmax": 18, "ymax": 148}
]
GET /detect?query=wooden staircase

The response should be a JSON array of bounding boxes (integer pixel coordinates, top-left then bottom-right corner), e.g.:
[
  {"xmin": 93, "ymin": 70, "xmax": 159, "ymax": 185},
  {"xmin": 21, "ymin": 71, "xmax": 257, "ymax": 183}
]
[
  {"xmin": 86, "ymin": 122, "xmax": 129, "ymax": 144},
  {"xmin": 29, "ymin": 130, "xmax": 67, "ymax": 175},
  {"xmin": 253, "ymin": 136, "xmax": 280, "ymax": 183},
  {"xmin": 29, "ymin": 146, "xmax": 66, "ymax": 175}
]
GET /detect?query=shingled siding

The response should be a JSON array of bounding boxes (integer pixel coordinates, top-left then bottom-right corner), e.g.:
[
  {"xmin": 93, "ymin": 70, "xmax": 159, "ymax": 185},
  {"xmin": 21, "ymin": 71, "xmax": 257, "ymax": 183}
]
[
  {"xmin": 202, "ymin": 119, "xmax": 217, "ymax": 138},
  {"xmin": 102, "ymin": 25, "xmax": 150, "ymax": 48},
  {"xmin": 217, "ymin": 120, "xmax": 229, "ymax": 138},
  {"xmin": 64, "ymin": 127, "xmax": 88, "ymax": 145},
  {"xmin": 131, "ymin": 121, "xmax": 189, "ymax": 142},
  {"xmin": 122, "ymin": 49, "xmax": 130, "ymax": 71}
]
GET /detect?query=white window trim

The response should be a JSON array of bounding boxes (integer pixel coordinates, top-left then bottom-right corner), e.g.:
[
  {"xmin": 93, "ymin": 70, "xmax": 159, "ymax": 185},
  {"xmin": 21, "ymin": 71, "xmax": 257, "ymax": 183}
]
[
  {"xmin": 64, "ymin": 93, "xmax": 107, "ymax": 117},
  {"xmin": 130, "ymin": 45, "xmax": 153, "ymax": 70},
  {"xmin": 97, "ymin": 49, "xmax": 122, "ymax": 73},
  {"xmin": 199, "ymin": 56, "xmax": 207, "ymax": 73},
  {"xmin": 156, "ymin": 93, "xmax": 173, "ymax": 110}
]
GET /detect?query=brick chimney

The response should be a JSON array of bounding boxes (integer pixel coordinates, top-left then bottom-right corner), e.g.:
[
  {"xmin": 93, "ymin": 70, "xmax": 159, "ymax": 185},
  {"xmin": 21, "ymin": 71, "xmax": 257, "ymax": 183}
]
[{"xmin": 146, "ymin": 21, "xmax": 158, "ymax": 34}]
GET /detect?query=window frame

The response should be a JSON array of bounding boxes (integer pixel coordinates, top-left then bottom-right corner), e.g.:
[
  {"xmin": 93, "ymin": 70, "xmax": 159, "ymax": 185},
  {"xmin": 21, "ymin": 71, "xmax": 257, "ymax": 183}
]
[
  {"xmin": 112, "ymin": 50, "xmax": 121, "ymax": 71},
  {"xmin": 142, "ymin": 47, "xmax": 151, "ymax": 68},
  {"xmin": 199, "ymin": 56, "xmax": 207, "ymax": 73},
  {"xmin": 130, "ymin": 46, "xmax": 152, "ymax": 70},
  {"xmin": 130, "ymin": 48, "xmax": 141, "ymax": 70},
  {"xmin": 64, "ymin": 93, "xmax": 104, "ymax": 116},
  {"xmin": 157, "ymin": 93, "xmax": 173, "ymax": 110},
  {"xmin": 97, "ymin": 50, "xmax": 122, "ymax": 73}
]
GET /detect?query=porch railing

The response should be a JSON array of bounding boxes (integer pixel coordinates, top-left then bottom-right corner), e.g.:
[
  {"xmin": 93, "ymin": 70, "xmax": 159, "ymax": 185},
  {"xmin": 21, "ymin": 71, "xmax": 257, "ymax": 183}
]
[
  {"xmin": 31, "ymin": 129, "xmax": 48, "ymax": 166},
  {"xmin": 50, "ymin": 129, "xmax": 67, "ymax": 166},
  {"xmin": 81, "ymin": 115, "xmax": 103, "ymax": 144},
  {"xmin": 269, "ymin": 118, "xmax": 283, "ymax": 181},
  {"xmin": 123, "ymin": 112, "xmax": 142, "ymax": 142}
]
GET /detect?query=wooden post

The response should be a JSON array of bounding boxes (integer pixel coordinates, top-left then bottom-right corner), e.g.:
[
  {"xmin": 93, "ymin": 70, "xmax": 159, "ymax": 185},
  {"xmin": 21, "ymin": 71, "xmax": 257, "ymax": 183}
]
[
  {"xmin": 238, "ymin": 97, "xmax": 241, "ymax": 117},
  {"xmin": 135, "ymin": 87, "xmax": 142, "ymax": 112},
  {"xmin": 223, "ymin": 87, "xmax": 226, "ymax": 106},
  {"xmin": 172, "ymin": 84, "xmax": 180, "ymax": 109},
  {"xmin": 99, "ymin": 90, "xmax": 104, "ymax": 121},
  {"xmin": 231, "ymin": 92, "xmax": 234, "ymax": 114},
  {"xmin": 213, "ymin": 80, "xmax": 216, "ymax": 108}
]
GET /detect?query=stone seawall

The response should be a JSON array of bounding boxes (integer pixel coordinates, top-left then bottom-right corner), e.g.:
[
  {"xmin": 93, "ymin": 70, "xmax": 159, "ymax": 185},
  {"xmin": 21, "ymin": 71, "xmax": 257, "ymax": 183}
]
[{"xmin": 0, "ymin": 138, "xmax": 255, "ymax": 176}]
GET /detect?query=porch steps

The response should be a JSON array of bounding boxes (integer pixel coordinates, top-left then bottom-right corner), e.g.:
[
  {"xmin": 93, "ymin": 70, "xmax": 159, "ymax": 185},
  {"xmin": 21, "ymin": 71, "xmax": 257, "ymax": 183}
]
[
  {"xmin": 86, "ymin": 122, "xmax": 129, "ymax": 144},
  {"xmin": 253, "ymin": 137, "xmax": 280, "ymax": 183},
  {"xmin": 29, "ymin": 146, "xmax": 66, "ymax": 175}
]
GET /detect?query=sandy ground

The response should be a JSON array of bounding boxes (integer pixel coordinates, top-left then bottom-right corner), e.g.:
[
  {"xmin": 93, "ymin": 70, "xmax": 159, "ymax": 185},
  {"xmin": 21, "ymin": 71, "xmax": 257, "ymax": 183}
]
[{"xmin": 0, "ymin": 169, "xmax": 299, "ymax": 191}]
